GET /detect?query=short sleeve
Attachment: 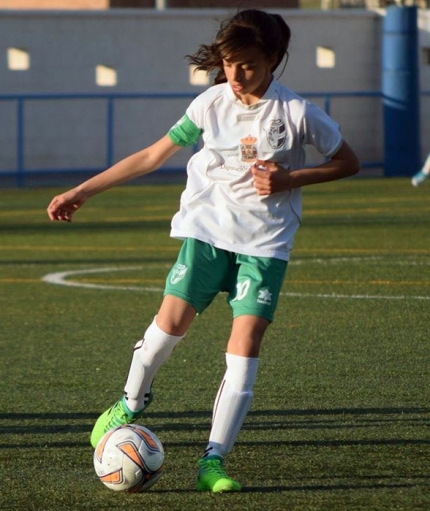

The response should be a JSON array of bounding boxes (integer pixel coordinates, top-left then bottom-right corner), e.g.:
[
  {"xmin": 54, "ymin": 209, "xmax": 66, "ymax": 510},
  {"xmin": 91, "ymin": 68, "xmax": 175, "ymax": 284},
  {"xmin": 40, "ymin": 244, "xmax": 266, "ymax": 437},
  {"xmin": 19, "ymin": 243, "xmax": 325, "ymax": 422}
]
[{"xmin": 302, "ymin": 102, "xmax": 343, "ymax": 157}]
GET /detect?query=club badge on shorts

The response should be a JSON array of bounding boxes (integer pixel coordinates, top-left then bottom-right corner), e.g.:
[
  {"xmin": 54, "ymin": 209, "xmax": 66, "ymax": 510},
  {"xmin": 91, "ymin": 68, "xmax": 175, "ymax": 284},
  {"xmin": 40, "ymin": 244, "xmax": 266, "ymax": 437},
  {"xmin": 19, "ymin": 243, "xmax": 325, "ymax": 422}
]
[{"xmin": 170, "ymin": 263, "xmax": 188, "ymax": 284}]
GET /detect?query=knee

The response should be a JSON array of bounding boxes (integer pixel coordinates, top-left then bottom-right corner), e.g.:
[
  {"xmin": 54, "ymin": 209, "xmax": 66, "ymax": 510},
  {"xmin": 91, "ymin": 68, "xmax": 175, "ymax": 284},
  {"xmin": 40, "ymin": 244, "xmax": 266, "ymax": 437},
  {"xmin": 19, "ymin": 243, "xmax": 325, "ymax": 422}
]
[
  {"xmin": 155, "ymin": 316, "xmax": 189, "ymax": 337},
  {"xmin": 156, "ymin": 295, "xmax": 197, "ymax": 336},
  {"xmin": 227, "ymin": 316, "xmax": 270, "ymax": 357}
]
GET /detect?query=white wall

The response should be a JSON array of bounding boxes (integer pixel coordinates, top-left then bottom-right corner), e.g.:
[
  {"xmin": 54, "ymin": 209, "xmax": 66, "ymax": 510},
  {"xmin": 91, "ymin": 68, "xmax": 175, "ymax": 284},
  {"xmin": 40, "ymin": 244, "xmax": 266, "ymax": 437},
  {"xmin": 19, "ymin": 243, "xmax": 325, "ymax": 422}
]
[{"xmin": 0, "ymin": 8, "xmax": 428, "ymax": 178}]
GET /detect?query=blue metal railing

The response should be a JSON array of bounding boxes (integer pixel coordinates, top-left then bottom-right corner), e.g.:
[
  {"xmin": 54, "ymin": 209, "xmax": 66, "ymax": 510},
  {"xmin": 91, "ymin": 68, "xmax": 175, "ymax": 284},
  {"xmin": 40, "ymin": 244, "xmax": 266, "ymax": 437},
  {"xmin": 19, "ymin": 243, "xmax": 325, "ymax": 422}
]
[
  {"xmin": 0, "ymin": 92, "xmax": 198, "ymax": 187},
  {"xmin": 1, "ymin": 89, "xmax": 428, "ymax": 187}
]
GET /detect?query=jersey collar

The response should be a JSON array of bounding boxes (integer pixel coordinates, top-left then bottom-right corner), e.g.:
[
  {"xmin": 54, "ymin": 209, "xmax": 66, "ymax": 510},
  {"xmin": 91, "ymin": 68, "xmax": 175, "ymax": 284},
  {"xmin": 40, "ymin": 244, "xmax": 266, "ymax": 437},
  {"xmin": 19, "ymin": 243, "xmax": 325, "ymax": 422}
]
[{"xmin": 226, "ymin": 77, "xmax": 277, "ymax": 110}]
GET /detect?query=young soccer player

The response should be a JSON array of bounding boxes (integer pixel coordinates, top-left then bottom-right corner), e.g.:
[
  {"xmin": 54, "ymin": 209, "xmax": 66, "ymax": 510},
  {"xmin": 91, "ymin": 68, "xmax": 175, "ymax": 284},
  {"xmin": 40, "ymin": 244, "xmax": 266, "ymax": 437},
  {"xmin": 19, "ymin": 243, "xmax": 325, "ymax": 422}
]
[
  {"xmin": 47, "ymin": 9, "xmax": 360, "ymax": 492},
  {"xmin": 411, "ymin": 151, "xmax": 430, "ymax": 186}
]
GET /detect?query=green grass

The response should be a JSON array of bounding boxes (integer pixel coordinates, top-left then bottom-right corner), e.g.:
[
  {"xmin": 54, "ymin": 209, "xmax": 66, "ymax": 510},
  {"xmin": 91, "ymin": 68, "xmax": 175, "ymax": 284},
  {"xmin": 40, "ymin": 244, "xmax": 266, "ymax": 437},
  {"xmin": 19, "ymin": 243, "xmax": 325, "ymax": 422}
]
[{"xmin": 0, "ymin": 178, "xmax": 429, "ymax": 510}]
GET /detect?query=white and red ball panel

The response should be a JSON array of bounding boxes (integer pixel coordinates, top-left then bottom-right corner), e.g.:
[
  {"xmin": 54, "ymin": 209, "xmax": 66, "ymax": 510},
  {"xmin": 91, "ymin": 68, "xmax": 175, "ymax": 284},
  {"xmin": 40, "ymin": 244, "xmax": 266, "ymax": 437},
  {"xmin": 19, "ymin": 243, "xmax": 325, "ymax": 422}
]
[{"xmin": 94, "ymin": 424, "xmax": 164, "ymax": 492}]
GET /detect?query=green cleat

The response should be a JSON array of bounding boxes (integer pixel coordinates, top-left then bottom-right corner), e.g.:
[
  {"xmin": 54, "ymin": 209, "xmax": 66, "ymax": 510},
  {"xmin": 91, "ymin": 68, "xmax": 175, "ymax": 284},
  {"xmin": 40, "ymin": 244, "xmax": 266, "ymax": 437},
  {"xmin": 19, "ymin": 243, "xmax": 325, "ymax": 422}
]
[
  {"xmin": 90, "ymin": 392, "xmax": 153, "ymax": 448},
  {"xmin": 196, "ymin": 455, "xmax": 241, "ymax": 493}
]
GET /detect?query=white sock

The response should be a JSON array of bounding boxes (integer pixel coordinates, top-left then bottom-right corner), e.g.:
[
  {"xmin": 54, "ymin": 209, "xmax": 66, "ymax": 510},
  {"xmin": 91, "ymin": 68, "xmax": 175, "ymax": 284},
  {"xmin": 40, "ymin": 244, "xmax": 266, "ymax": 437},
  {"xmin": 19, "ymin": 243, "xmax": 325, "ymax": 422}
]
[
  {"xmin": 123, "ymin": 316, "xmax": 184, "ymax": 412},
  {"xmin": 423, "ymin": 154, "xmax": 430, "ymax": 175},
  {"xmin": 203, "ymin": 353, "xmax": 259, "ymax": 459}
]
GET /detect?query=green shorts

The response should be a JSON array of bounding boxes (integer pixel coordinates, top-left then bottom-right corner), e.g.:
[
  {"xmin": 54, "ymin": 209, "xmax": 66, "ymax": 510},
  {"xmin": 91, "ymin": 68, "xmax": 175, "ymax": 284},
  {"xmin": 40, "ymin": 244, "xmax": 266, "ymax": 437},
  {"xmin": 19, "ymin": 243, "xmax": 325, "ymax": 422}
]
[{"xmin": 164, "ymin": 238, "xmax": 288, "ymax": 321}]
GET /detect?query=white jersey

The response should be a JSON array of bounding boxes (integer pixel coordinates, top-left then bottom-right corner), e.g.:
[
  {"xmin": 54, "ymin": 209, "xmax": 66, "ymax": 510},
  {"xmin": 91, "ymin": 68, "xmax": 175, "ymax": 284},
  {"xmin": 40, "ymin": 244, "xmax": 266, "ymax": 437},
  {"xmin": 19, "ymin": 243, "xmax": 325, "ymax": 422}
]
[{"xmin": 167, "ymin": 79, "xmax": 343, "ymax": 261}]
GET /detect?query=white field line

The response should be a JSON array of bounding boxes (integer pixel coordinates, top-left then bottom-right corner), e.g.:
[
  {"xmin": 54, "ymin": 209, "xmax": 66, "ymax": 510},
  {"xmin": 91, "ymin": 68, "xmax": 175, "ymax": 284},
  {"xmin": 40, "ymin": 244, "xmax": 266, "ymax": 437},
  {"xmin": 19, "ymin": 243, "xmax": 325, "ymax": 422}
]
[
  {"xmin": 41, "ymin": 263, "xmax": 430, "ymax": 301},
  {"xmin": 41, "ymin": 267, "xmax": 163, "ymax": 292}
]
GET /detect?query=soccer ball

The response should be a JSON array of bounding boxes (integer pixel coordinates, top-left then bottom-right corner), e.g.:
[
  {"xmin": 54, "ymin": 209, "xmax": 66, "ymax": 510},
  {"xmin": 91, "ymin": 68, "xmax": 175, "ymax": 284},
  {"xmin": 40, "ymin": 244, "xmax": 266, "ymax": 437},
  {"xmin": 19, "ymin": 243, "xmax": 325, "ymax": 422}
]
[{"xmin": 93, "ymin": 424, "xmax": 164, "ymax": 492}]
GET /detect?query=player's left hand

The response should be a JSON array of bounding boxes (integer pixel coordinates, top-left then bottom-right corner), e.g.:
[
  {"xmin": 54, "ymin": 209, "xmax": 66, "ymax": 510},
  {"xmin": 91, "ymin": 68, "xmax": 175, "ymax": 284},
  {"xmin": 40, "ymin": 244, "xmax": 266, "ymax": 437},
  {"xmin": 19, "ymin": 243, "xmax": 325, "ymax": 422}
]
[{"xmin": 251, "ymin": 160, "xmax": 292, "ymax": 196}]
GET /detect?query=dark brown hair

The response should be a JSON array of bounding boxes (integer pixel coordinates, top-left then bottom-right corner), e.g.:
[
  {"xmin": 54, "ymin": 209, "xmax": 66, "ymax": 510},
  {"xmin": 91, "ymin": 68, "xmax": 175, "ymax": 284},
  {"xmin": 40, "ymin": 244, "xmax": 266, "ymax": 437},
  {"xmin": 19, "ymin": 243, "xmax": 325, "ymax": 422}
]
[{"xmin": 187, "ymin": 9, "xmax": 291, "ymax": 85}]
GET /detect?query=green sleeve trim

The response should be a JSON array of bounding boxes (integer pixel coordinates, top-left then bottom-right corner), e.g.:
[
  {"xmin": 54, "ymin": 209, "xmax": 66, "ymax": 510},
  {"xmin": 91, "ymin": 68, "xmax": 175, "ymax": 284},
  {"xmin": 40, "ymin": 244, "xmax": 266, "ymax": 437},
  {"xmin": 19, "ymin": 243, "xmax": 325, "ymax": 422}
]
[{"xmin": 168, "ymin": 114, "xmax": 202, "ymax": 147}]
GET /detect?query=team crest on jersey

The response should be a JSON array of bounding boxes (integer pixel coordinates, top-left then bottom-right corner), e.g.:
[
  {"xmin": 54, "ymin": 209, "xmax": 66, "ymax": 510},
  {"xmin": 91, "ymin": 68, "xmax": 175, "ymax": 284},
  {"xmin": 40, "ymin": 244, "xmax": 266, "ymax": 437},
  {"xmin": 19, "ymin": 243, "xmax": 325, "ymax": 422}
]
[
  {"xmin": 266, "ymin": 119, "xmax": 286, "ymax": 150},
  {"xmin": 170, "ymin": 263, "xmax": 188, "ymax": 284},
  {"xmin": 240, "ymin": 135, "xmax": 258, "ymax": 162}
]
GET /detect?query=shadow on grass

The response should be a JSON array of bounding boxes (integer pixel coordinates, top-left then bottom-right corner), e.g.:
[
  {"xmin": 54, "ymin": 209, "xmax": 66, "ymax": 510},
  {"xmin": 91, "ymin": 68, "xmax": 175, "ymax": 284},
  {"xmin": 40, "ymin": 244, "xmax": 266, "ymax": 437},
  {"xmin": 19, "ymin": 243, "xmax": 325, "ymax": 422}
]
[
  {"xmin": 0, "ymin": 220, "xmax": 172, "ymax": 234},
  {"xmin": 0, "ymin": 257, "xmax": 175, "ymax": 266},
  {"xmin": 240, "ymin": 480, "xmax": 430, "ymax": 493},
  {"xmin": 177, "ymin": 479, "xmax": 430, "ymax": 494},
  {"xmin": 1, "ymin": 406, "xmax": 428, "ymax": 421},
  {"xmin": 132, "ymin": 478, "xmax": 430, "ymax": 494},
  {"xmin": 1, "ymin": 408, "xmax": 429, "ymax": 496},
  {"xmin": 0, "ymin": 406, "xmax": 428, "ymax": 449}
]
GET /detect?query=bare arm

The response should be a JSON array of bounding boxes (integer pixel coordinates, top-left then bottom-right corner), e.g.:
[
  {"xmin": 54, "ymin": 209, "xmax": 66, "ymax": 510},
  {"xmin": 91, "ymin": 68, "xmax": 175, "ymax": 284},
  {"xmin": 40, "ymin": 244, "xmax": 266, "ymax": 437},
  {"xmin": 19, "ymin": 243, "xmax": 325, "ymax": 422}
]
[
  {"xmin": 47, "ymin": 135, "xmax": 181, "ymax": 222},
  {"xmin": 251, "ymin": 140, "xmax": 360, "ymax": 196}
]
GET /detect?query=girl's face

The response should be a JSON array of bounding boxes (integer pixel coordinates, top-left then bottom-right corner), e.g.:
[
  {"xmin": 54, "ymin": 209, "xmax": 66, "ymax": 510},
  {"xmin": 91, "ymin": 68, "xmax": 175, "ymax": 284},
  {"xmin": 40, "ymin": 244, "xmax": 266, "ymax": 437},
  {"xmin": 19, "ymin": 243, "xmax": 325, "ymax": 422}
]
[{"xmin": 222, "ymin": 46, "xmax": 277, "ymax": 105}]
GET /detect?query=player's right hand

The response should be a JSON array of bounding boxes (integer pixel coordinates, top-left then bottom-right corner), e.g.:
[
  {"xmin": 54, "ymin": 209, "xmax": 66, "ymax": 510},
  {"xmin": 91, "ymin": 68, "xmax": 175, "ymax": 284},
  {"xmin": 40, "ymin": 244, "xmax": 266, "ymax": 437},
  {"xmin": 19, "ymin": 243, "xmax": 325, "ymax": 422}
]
[{"xmin": 47, "ymin": 189, "xmax": 87, "ymax": 222}]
